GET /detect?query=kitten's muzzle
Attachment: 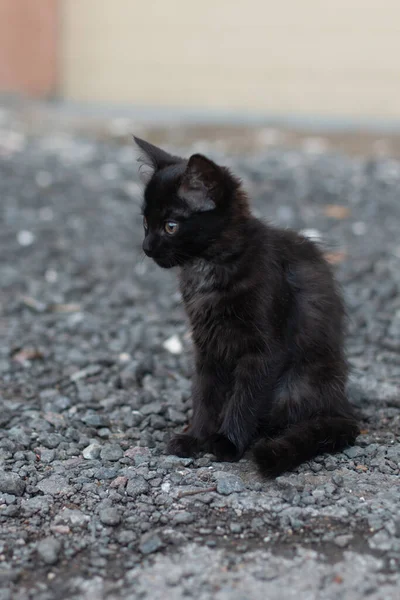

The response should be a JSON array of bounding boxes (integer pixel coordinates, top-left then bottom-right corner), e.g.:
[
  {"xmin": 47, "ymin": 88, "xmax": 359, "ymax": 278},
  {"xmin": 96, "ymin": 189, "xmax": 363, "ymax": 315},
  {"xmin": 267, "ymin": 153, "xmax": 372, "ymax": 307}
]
[{"xmin": 142, "ymin": 236, "xmax": 154, "ymax": 257}]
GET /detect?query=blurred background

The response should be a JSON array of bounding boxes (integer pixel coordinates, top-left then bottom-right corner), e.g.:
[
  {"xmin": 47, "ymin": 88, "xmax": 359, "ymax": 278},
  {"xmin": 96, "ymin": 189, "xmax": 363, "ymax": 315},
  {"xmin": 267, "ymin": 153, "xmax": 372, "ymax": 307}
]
[{"xmin": 1, "ymin": 0, "xmax": 400, "ymax": 124}]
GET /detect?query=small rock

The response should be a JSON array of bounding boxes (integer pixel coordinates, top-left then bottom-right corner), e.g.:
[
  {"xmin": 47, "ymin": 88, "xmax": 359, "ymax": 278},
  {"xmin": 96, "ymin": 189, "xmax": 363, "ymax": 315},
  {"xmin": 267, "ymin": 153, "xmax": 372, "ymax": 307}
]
[
  {"xmin": 82, "ymin": 443, "xmax": 102, "ymax": 460},
  {"xmin": 251, "ymin": 517, "xmax": 264, "ymax": 531},
  {"xmin": 300, "ymin": 228, "xmax": 322, "ymax": 242},
  {"xmin": 119, "ymin": 362, "xmax": 139, "ymax": 389},
  {"xmin": 343, "ymin": 446, "xmax": 364, "ymax": 459},
  {"xmin": 94, "ymin": 467, "xmax": 118, "ymax": 480},
  {"xmin": 167, "ymin": 408, "xmax": 186, "ymax": 425},
  {"xmin": 40, "ymin": 434, "xmax": 62, "ymax": 449},
  {"xmin": 117, "ymin": 530, "xmax": 136, "ymax": 545},
  {"xmin": 37, "ymin": 538, "xmax": 62, "ymax": 565},
  {"xmin": 163, "ymin": 335, "xmax": 183, "ymax": 355},
  {"xmin": 100, "ymin": 444, "xmax": 123, "ymax": 462},
  {"xmin": 126, "ymin": 476, "xmax": 149, "ymax": 498},
  {"xmin": 0, "ymin": 471, "xmax": 25, "ymax": 496},
  {"xmin": 97, "ymin": 428, "xmax": 111, "ymax": 439},
  {"xmin": 230, "ymin": 523, "xmax": 242, "ymax": 533},
  {"xmin": 139, "ymin": 531, "xmax": 163, "ymax": 555},
  {"xmin": 332, "ymin": 474, "xmax": 344, "ymax": 486},
  {"xmin": 99, "ymin": 507, "xmax": 121, "ymax": 526},
  {"xmin": 60, "ymin": 508, "xmax": 90, "ymax": 527},
  {"xmin": 37, "ymin": 475, "xmax": 72, "ymax": 496},
  {"xmin": 124, "ymin": 446, "xmax": 151, "ymax": 466},
  {"xmin": 7, "ymin": 427, "xmax": 30, "ymax": 447},
  {"xmin": 172, "ymin": 512, "xmax": 194, "ymax": 525},
  {"xmin": 70, "ymin": 365, "xmax": 102, "ymax": 382},
  {"xmin": 17, "ymin": 230, "xmax": 35, "ymax": 247},
  {"xmin": 37, "ymin": 448, "xmax": 55, "ymax": 463},
  {"xmin": 334, "ymin": 534, "xmax": 353, "ymax": 548},
  {"xmin": 110, "ymin": 476, "xmax": 128, "ymax": 489},
  {"xmin": 214, "ymin": 471, "xmax": 244, "ymax": 495},
  {"xmin": 386, "ymin": 445, "xmax": 400, "ymax": 463},
  {"xmin": 40, "ymin": 391, "xmax": 71, "ymax": 413},
  {"xmin": 50, "ymin": 525, "xmax": 71, "ymax": 535},
  {"xmin": 81, "ymin": 414, "xmax": 108, "ymax": 428},
  {"xmin": 150, "ymin": 415, "xmax": 167, "ymax": 430},
  {"xmin": 159, "ymin": 455, "xmax": 193, "ymax": 468},
  {"xmin": 123, "ymin": 410, "xmax": 143, "ymax": 428},
  {"xmin": 21, "ymin": 496, "xmax": 49, "ymax": 516},
  {"xmin": 141, "ymin": 402, "xmax": 164, "ymax": 416},
  {"xmin": 368, "ymin": 530, "xmax": 393, "ymax": 551}
]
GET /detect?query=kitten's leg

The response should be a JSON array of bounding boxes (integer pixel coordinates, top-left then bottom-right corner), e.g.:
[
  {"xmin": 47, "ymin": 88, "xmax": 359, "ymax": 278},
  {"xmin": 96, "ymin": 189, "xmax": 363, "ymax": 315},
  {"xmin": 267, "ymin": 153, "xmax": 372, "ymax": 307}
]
[
  {"xmin": 166, "ymin": 433, "xmax": 200, "ymax": 458},
  {"xmin": 166, "ymin": 366, "xmax": 223, "ymax": 458},
  {"xmin": 211, "ymin": 355, "xmax": 267, "ymax": 461}
]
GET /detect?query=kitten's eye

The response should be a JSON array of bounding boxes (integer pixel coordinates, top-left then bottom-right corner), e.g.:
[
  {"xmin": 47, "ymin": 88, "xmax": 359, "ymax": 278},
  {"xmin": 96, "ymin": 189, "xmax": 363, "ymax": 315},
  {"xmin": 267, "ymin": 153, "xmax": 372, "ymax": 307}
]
[
  {"xmin": 164, "ymin": 221, "xmax": 179, "ymax": 235},
  {"xmin": 143, "ymin": 216, "xmax": 148, "ymax": 230}
]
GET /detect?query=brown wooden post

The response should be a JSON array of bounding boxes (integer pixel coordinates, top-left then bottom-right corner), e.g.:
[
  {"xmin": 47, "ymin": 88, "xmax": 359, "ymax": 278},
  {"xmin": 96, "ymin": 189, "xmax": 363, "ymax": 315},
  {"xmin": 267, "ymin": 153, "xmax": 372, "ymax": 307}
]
[{"xmin": 0, "ymin": 0, "xmax": 58, "ymax": 97}]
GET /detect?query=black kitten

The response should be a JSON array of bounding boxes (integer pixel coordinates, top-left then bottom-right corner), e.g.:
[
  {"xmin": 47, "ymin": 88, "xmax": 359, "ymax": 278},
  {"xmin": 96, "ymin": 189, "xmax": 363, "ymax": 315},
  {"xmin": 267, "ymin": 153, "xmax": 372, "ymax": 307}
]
[{"xmin": 133, "ymin": 136, "xmax": 359, "ymax": 477}]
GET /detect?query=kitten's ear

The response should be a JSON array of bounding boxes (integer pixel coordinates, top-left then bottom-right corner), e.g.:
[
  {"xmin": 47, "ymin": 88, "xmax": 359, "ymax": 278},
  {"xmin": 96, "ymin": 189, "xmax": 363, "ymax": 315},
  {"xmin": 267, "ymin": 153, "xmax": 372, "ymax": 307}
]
[
  {"xmin": 132, "ymin": 136, "xmax": 181, "ymax": 183},
  {"xmin": 179, "ymin": 154, "xmax": 223, "ymax": 212}
]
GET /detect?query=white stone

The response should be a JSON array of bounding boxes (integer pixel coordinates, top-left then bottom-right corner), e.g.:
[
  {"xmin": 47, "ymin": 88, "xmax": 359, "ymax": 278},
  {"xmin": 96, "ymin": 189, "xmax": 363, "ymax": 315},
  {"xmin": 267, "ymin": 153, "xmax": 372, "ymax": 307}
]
[
  {"xmin": 17, "ymin": 230, "xmax": 35, "ymax": 246},
  {"xmin": 45, "ymin": 269, "xmax": 58, "ymax": 283},
  {"xmin": 299, "ymin": 228, "xmax": 322, "ymax": 242},
  {"xmin": 352, "ymin": 221, "xmax": 367, "ymax": 236},
  {"xmin": 163, "ymin": 334, "xmax": 183, "ymax": 355}
]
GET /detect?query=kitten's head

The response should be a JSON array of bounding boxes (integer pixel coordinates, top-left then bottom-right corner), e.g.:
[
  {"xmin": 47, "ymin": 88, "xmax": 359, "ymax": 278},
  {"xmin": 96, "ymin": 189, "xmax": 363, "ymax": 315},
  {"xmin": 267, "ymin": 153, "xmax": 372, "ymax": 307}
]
[{"xmin": 133, "ymin": 136, "xmax": 249, "ymax": 269}]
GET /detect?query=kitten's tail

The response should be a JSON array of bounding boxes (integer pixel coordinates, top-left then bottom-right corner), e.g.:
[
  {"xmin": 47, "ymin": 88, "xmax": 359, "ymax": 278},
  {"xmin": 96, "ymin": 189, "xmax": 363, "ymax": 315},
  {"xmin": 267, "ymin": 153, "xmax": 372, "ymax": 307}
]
[{"xmin": 253, "ymin": 415, "xmax": 359, "ymax": 477}]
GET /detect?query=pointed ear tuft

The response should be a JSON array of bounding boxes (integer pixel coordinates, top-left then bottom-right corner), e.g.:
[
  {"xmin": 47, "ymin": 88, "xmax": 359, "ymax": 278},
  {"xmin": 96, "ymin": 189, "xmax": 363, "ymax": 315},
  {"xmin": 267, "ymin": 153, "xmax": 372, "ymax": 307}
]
[
  {"xmin": 132, "ymin": 136, "xmax": 181, "ymax": 183},
  {"xmin": 178, "ymin": 154, "xmax": 223, "ymax": 212}
]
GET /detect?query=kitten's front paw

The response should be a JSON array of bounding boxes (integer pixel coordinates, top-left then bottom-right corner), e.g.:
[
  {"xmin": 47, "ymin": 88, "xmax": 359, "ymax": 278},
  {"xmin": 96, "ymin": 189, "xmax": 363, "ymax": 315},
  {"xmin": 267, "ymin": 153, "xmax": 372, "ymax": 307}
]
[
  {"xmin": 166, "ymin": 434, "xmax": 199, "ymax": 458},
  {"xmin": 208, "ymin": 434, "xmax": 241, "ymax": 462}
]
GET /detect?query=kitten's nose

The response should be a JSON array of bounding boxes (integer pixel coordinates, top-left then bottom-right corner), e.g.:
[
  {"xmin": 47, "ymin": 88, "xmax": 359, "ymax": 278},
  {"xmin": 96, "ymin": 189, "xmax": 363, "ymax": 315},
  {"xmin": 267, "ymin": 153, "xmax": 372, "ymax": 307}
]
[{"xmin": 142, "ymin": 236, "xmax": 153, "ymax": 257}]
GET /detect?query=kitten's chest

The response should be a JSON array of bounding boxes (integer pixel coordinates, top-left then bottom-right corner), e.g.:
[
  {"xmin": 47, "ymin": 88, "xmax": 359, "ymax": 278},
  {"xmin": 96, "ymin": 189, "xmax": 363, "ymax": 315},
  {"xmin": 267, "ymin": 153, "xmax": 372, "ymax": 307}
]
[
  {"xmin": 179, "ymin": 261, "xmax": 239, "ymax": 356},
  {"xmin": 180, "ymin": 260, "xmax": 217, "ymax": 298},
  {"xmin": 179, "ymin": 261, "xmax": 221, "ymax": 326}
]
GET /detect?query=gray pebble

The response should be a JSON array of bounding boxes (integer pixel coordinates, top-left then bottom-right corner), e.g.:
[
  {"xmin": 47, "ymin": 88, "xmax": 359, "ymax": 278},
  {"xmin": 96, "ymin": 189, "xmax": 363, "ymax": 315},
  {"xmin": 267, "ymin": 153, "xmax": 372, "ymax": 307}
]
[
  {"xmin": 59, "ymin": 508, "xmax": 90, "ymax": 527},
  {"xmin": 100, "ymin": 444, "xmax": 123, "ymax": 461},
  {"xmin": 40, "ymin": 433, "xmax": 62, "ymax": 449},
  {"xmin": 139, "ymin": 531, "xmax": 163, "ymax": 555},
  {"xmin": 82, "ymin": 443, "xmax": 102, "ymax": 460},
  {"xmin": 21, "ymin": 496, "xmax": 49, "ymax": 516},
  {"xmin": 126, "ymin": 475, "xmax": 150, "ymax": 498},
  {"xmin": 37, "ymin": 538, "xmax": 62, "ymax": 565},
  {"xmin": 36, "ymin": 475, "xmax": 72, "ymax": 496},
  {"xmin": 117, "ymin": 530, "xmax": 136, "ymax": 545},
  {"xmin": 334, "ymin": 534, "xmax": 353, "ymax": 548},
  {"xmin": 214, "ymin": 471, "xmax": 244, "ymax": 495},
  {"xmin": 99, "ymin": 507, "xmax": 121, "ymax": 526},
  {"xmin": 37, "ymin": 448, "xmax": 55, "ymax": 463},
  {"xmin": 167, "ymin": 407, "xmax": 187, "ymax": 424},
  {"xmin": 343, "ymin": 446, "xmax": 364, "ymax": 459},
  {"xmin": 172, "ymin": 512, "xmax": 194, "ymax": 525},
  {"xmin": 81, "ymin": 413, "xmax": 108, "ymax": 428},
  {"xmin": 141, "ymin": 401, "xmax": 164, "ymax": 416},
  {"xmin": 94, "ymin": 467, "xmax": 118, "ymax": 480},
  {"xmin": 0, "ymin": 471, "xmax": 25, "ymax": 496}
]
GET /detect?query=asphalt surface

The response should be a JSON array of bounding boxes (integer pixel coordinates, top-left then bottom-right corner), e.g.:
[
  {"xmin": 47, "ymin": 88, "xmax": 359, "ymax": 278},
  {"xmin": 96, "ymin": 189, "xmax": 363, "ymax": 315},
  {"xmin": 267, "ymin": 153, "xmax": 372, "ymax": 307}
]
[{"xmin": 0, "ymin": 106, "xmax": 399, "ymax": 600}]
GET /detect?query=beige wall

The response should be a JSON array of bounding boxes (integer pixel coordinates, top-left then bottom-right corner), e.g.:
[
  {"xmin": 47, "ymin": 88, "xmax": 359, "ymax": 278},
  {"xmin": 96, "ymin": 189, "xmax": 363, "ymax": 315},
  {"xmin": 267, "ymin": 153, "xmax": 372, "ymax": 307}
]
[{"xmin": 61, "ymin": 0, "xmax": 400, "ymax": 118}]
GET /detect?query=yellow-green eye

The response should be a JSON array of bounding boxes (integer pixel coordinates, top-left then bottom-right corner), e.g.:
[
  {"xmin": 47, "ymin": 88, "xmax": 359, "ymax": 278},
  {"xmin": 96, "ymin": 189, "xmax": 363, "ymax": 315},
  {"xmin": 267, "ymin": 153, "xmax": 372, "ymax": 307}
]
[
  {"xmin": 164, "ymin": 221, "xmax": 179, "ymax": 235},
  {"xmin": 143, "ymin": 216, "xmax": 148, "ymax": 230}
]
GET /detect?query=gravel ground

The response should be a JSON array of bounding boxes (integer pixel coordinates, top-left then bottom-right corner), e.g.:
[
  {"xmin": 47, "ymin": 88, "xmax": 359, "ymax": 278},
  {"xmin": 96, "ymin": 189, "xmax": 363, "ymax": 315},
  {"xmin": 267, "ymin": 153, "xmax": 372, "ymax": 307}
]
[{"xmin": 0, "ymin": 106, "xmax": 399, "ymax": 600}]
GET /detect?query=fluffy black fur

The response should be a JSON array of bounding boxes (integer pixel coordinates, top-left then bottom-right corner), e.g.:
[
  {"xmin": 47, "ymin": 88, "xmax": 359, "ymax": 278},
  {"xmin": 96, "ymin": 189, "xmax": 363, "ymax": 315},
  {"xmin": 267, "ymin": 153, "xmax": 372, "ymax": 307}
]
[{"xmin": 133, "ymin": 136, "xmax": 359, "ymax": 477}]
